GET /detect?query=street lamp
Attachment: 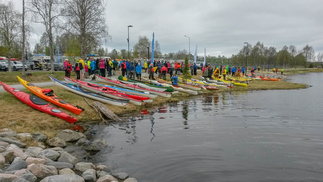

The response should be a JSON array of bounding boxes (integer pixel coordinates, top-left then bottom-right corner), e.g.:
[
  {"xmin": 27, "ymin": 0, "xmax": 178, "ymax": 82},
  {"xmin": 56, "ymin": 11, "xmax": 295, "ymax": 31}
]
[
  {"xmin": 147, "ymin": 46, "xmax": 149, "ymax": 61},
  {"xmin": 127, "ymin": 25, "xmax": 133, "ymax": 59},
  {"xmin": 244, "ymin": 42, "xmax": 248, "ymax": 74},
  {"xmin": 184, "ymin": 35, "xmax": 190, "ymax": 62}
]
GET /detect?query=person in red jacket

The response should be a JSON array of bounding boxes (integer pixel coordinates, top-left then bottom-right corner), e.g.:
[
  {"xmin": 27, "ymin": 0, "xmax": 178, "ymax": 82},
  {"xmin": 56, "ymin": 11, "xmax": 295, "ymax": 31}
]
[
  {"xmin": 161, "ymin": 64, "xmax": 168, "ymax": 80},
  {"xmin": 99, "ymin": 59, "xmax": 106, "ymax": 77},
  {"xmin": 121, "ymin": 60, "xmax": 127, "ymax": 77}
]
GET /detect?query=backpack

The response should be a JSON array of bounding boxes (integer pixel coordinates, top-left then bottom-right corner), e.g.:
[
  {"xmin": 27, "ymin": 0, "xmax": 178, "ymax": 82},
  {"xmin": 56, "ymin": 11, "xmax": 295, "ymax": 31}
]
[{"xmin": 79, "ymin": 63, "xmax": 83, "ymax": 70}]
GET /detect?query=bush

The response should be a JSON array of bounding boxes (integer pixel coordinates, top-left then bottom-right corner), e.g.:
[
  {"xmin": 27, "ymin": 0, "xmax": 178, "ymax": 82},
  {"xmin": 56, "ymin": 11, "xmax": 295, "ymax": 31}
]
[{"xmin": 182, "ymin": 56, "xmax": 191, "ymax": 82}]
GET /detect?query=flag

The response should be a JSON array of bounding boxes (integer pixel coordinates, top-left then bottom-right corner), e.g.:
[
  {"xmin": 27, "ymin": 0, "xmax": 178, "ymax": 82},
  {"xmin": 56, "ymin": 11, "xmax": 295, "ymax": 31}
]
[
  {"xmin": 204, "ymin": 48, "xmax": 206, "ymax": 66},
  {"xmin": 194, "ymin": 45, "xmax": 198, "ymax": 64},
  {"xmin": 151, "ymin": 33, "xmax": 154, "ymax": 65}
]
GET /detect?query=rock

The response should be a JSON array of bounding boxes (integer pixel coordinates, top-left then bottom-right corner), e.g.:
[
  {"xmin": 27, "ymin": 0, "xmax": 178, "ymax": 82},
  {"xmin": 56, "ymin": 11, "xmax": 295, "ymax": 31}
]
[
  {"xmin": 32, "ymin": 133, "xmax": 47, "ymax": 142},
  {"xmin": 24, "ymin": 147, "xmax": 43, "ymax": 157},
  {"xmin": 27, "ymin": 163, "xmax": 57, "ymax": 179},
  {"xmin": 1, "ymin": 151, "xmax": 15, "ymax": 163},
  {"xmin": 124, "ymin": 178, "xmax": 137, "ymax": 182},
  {"xmin": 0, "ymin": 154, "xmax": 5, "ymax": 168},
  {"xmin": 113, "ymin": 172, "xmax": 129, "ymax": 180},
  {"xmin": 82, "ymin": 169, "xmax": 97, "ymax": 182},
  {"xmin": 0, "ymin": 137, "xmax": 26, "ymax": 148},
  {"xmin": 38, "ymin": 149, "xmax": 60, "ymax": 161},
  {"xmin": 0, "ymin": 146, "xmax": 7, "ymax": 153},
  {"xmin": 16, "ymin": 133, "xmax": 32, "ymax": 142},
  {"xmin": 74, "ymin": 162, "xmax": 95, "ymax": 173},
  {"xmin": 96, "ymin": 175, "xmax": 118, "ymax": 182},
  {"xmin": 38, "ymin": 142, "xmax": 46, "ymax": 149},
  {"xmin": 97, "ymin": 170, "xmax": 109, "ymax": 178},
  {"xmin": 12, "ymin": 178, "xmax": 30, "ymax": 182},
  {"xmin": 0, "ymin": 128, "xmax": 12, "ymax": 132},
  {"xmin": 56, "ymin": 129, "xmax": 85, "ymax": 142},
  {"xmin": 0, "ymin": 173, "xmax": 18, "ymax": 181},
  {"xmin": 0, "ymin": 130, "xmax": 16, "ymax": 138},
  {"xmin": 75, "ymin": 138, "xmax": 90, "ymax": 146},
  {"xmin": 7, "ymin": 144, "xmax": 28, "ymax": 159},
  {"xmin": 6, "ymin": 157, "xmax": 27, "ymax": 172},
  {"xmin": 45, "ymin": 161, "xmax": 73, "ymax": 169},
  {"xmin": 40, "ymin": 174, "xmax": 85, "ymax": 182},
  {"xmin": 51, "ymin": 147, "xmax": 64, "ymax": 152},
  {"xmin": 46, "ymin": 137, "xmax": 66, "ymax": 148},
  {"xmin": 0, "ymin": 141, "xmax": 9, "ymax": 147},
  {"xmin": 57, "ymin": 151, "xmax": 78, "ymax": 165},
  {"xmin": 96, "ymin": 164, "xmax": 109, "ymax": 171},
  {"xmin": 14, "ymin": 169, "xmax": 37, "ymax": 182},
  {"xmin": 25, "ymin": 157, "xmax": 46, "ymax": 165},
  {"xmin": 93, "ymin": 139, "xmax": 108, "ymax": 147},
  {"xmin": 85, "ymin": 144, "xmax": 101, "ymax": 152},
  {"xmin": 58, "ymin": 168, "xmax": 75, "ymax": 175}
]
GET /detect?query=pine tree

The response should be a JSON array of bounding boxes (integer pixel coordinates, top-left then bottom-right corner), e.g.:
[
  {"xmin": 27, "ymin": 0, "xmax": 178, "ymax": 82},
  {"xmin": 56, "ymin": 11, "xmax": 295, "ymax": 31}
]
[{"xmin": 182, "ymin": 56, "xmax": 191, "ymax": 82}]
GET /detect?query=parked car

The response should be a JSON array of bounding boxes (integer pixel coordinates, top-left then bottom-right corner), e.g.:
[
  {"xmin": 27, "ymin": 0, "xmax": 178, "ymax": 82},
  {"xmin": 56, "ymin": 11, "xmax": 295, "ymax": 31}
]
[
  {"xmin": 0, "ymin": 59, "xmax": 8, "ymax": 71},
  {"xmin": 11, "ymin": 61, "xmax": 28, "ymax": 71}
]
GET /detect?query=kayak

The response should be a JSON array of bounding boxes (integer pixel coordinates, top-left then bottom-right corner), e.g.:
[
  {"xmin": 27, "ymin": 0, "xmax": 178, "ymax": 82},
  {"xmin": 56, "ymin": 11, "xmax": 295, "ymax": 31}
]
[
  {"xmin": 0, "ymin": 81, "xmax": 77, "ymax": 123},
  {"xmin": 49, "ymin": 76, "xmax": 128, "ymax": 106},
  {"xmin": 64, "ymin": 77, "xmax": 151, "ymax": 106},
  {"xmin": 17, "ymin": 76, "xmax": 84, "ymax": 115},
  {"xmin": 211, "ymin": 76, "xmax": 248, "ymax": 87},
  {"xmin": 95, "ymin": 75, "xmax": 171, "ymax": 98},
  {"xmin": 156, "ymin": 79, "xmax": 201, "ymax": 91},
  {"xmin": 261, "ymin": 78, "xmax": 280, "ymax": 81},
  {"xmin": 142, "ymin": 78, "xmax": 198, "ymax": 95},
  {"xmin": 117, "ymin": 76, "xmax": 174, "ymax": 92}
]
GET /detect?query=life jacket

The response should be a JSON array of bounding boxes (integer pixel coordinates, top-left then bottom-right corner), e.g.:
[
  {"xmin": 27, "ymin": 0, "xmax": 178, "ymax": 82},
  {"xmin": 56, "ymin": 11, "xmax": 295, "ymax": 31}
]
[
  {"xmin": 121, "ymin": 62, "xmax": 127, "ymax": 69},
  {"xmin": 75, "ymin": 63, "xmax": 80, "ymax": 71}
]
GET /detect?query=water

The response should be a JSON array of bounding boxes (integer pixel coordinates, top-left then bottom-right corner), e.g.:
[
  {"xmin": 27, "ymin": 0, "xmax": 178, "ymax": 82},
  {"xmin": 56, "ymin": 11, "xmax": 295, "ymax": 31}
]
[{"xmin": 91, "ymin": 73, "xmax": 323, "ymax": 182}]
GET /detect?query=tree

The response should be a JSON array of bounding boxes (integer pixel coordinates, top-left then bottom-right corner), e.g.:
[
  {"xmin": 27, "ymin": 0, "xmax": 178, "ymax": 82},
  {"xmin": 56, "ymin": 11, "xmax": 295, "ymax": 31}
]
[
  {"xmin": 120, "ymin": 49, "xmax": 127, "ymax": 59},
  {"xmin": 302, "ymin": 45, "xmax": 315, "ymax": 69},
  {"xmin": 33, "ymin": 43, "xmax": 43, "ymax": 54},
  {"xmin": 108, "ymin": 49, "xmax": 119, "ymax": 59},
  {"xmin": 154, "ymin": 40, "xmax": 161, "ymax": 58},
  {"xmin": 133, "ymin": 36, "xmax": 150, "ymax": 59},
  {"xmin": 0, "ymin": 1, "xmax": 22, "ymax": 72},
  {"xmin": 29, "ymin": 0, "xmax": 61, "ymax": 72},
  {"xmin": 63, "ymin": 0, "xmax": 109, "ymax": 58},
  {"xmin": 182, "ymin": 56, "xmax": 191, "ymax": 81}
]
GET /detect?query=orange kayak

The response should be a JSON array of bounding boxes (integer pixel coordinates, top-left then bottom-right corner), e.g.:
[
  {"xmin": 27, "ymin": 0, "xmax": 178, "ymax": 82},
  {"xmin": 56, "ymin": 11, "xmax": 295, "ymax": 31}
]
[
  {"xmin": 261, "ymin": 78, "xmax": 280, "ymax": 81},
  {"xmin": 17, "ymin": 76, "xmax": 84, "ymax": 115}
]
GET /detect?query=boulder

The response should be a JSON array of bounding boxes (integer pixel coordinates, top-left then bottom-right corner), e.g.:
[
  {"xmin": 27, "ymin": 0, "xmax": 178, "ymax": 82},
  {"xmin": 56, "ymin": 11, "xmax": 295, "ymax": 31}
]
[
  {"xmin": 0, "ymin": 137, "xmax": 26, "ymax": 148},
  {"xmin": 14, "ymin": 169, "xmax": 37, "ymax": 182},
  {"xmin": 113, "ymin": 172, "xmax": 129, "ymax": 180},
  {"xmin": 24, "ymin": 147, "xmax": 43, "ymax": 157},
  {"xmin": 6, "ymin": 157, "xmax": 27, "ymax": 172},
  {"xmin": 0, "ymin": 173, "xmax": 18, "ymax": 182},
  {"xmin": 45, "ymin": 161, "xmax": 73, "ymax": 169},
  {"xmin": 0, "ymin": 130, "xmax": 16, "ymax": 138},
  {"xmin": 46, "ymin": 137, "xmax": 66, "ymax": 148},
  {"xmin": 0, "ymin": 141, "xmax": 9, "ymax": 148},
  {"xmin": 74, "ymin": 162, "xmax": 95, "ymax": 173},
  {"xmin": 16, "ymin": 133, "xmax": 32, "ymax": 142},
  {"xmin": 38, "ymin": 142, "xmax": 46, "ymax": 149},
  {"xmin": 0, "ymin": 146, "xmax": 7, "ymax": 153},
  {"xmin": 38, "ymin": 149, "xmax": 60, "ymax": 161},
  {"xmin": 124, "ymin": 178, "xmax": 137, "ymax": 182},
  {"xmin": 82, "ymin": 169, "xmax": 97, "ymax": 182},
  {"xmin": 12, "ymin": 178, "xmax": 30, "ymax": 182},
  {"xmin": 7, "ymin": 144, "xmax": 27, "ymax": 159},
  {"xmin": 75, "ymin": 138, "xmax": 90, "ymax": 146},
  {"xmin": 96, "ymin": 175, "xmax": 118, "ymax": 182},
  {"xmin": 40, "ymin": 174, "xmax": 85, "ymax": 182},
  {"xmin": 0, "ymin": 154, "xmax": 5, "ymax": 167},
  {"xmin": 32, "ymin": 133, "xmax": 47, "ymax": 142},
  {"xmin": 56, "ymin": 129, "xmax": 85, "ymax": 142},
  {"xmin": 1, "ymin": 151, "xmax": 15, "ymax": 163},
  {"xmin": 51, "ymin": 147, "xmax": 64, "ymax": 152},
  {"xmin": 58, "ymin": 168, "xmax": 75, "ymax": 175},
  {"xmin": 57, "ymin": 151, "xmax": 78, "ymax": 165},
  {"xmin": 27, "ymin": 163, "xmax": 58, "ymax": 179},
  {"xmin": 97, "ymin": 170, "xmax": 109, "ymax": 178},
  {"xmin": 25, "ymin": 157, "xmax": 46, "ymax": 165}
]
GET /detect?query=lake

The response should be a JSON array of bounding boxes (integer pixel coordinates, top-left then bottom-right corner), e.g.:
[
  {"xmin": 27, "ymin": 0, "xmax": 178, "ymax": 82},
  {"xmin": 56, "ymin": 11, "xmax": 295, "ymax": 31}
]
[{"xmin": 91, "ymin": 73, "xmax": 323, "ymax": 182}]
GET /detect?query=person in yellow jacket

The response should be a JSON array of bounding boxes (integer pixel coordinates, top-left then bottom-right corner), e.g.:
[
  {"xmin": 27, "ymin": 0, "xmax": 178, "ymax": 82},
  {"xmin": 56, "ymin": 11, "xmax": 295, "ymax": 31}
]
[
  {"xmin": 144, "ymin": 60, "xmax": 148, "ymax": 73},
  {"xmin": 281, "ymin": 68, "xmax": 284, "ymax": 75},
  {"xmin": 272, "ymin": 68, "xmax": 275, "ymax": 73},
  {"xmin": 79, "ymin": 59, "xmax": 85, "ymax": 80},
  {"xmin": 213, "ymin": 67, "xmax": 219, "ymax": 78},
  {"xmin": 87, "ymin": 59, "xmax": 91, "ymax": 75},
  {"xmin": 223, "ymin": 67, "xmax": 227, "ymax": 80}
]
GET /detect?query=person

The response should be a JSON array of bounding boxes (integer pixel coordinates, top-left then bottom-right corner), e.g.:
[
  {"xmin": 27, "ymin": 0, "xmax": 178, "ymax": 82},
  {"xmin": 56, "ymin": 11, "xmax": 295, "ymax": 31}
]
[
  {"xmin": 113, "ymin": 59, "xmax": 118, "ymax": 75},
  {"xmin": 126, "ymin": 60, "xmax": 131, "ymax": 78},
  {"xmin": 241, "ymin": 67, "xmax": 245, "ymax": 75},
  {"xmin": 174, "ymin": 61, "xmax": 178, "ymax": 74},
  {"xmin": 121, "ymin": 60, "xmax": 127, "ymax": 77},
  {"xmin": 281, "ymin": 68, "xmax": 284, "ymax": 75},
  {"xmin": 128, "ymin": 62, "xmax": 135, "ymax": 80},
  {"xmin": 273, "ymin": 68, "xmax": 276, "ymax": 73},
  {"xmin": 190, "ymin": 62, "xmax": 194, "ymax": 75},
  {"xmin": 148, "ymin": 63, "xmax": 154, "ymax": 80},
  {"xmin": 90, "ymin": 59, "xmax": 96, "ymax": 75},
  {"xmin": 275, "ymin": 68, "xmax": 278, "ymax": 73},
  {"xmin": 79, "ymin": 58, "xmax": 85, "ymax": 80},
  {"xmin": 251, "ymin": 67, "xmax": 255, "ymax": 76},
  {"xmin": 136, "ymin": 62, "xmax": 142, "ymax": 80},
  {"xmin": 99, "ymin": 59, "xmax": 106, "ymax": 77},
  {"xmin": 107, "ymin": 59, "xmax": 113, "ymax": 76},
  {"xmin": 231, "ymin": 66, "xmax": 237, "ymax": 76},
  {"xmin": 66, "ymin": 61, "xmax": 72, "ymax": 78},
  {"xmin": 144, "ymin": 60, "xmax": 148, "ymax": 73},
  {"xmin": 193, "ymin": 63, "xmax": 197, "ymax": 75},
  {"xmin": 203, "ymin": 65, "xmax": 208, "ymax": 79},
  {"xmin": 87, "ymin": 59, "xmax": 92, "ymax": 76},
  {"xmin": 84, "ymin": 63, "xmax": 88, "ymax": 78},
  {"xmin": 171, "ymin": 74, "xmax": 178, "ymax": 86},
  {"xmin": 63, "ymin": 59, "xmax": 69, "ymax": 77},
  {"xmin": 258, "ymin": 66, "xmax": 260, "ymax": 72},
  {"xmin": 74, "ymin": 61, "xmax": 80, "ymax": 80},
  {"xmin": 161, "ymin": 64, "xmax": 167, "ymax": 80},
  {"xmin": 222, "ymin": 67, "xmax": 227, "ymax": 80}
]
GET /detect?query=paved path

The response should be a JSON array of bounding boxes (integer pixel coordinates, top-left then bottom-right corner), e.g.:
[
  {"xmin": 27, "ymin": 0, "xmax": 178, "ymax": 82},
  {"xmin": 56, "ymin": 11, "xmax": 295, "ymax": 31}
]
[{"xmin": 0, "ymin": 82, "xmax": 54, "ymax": 93}]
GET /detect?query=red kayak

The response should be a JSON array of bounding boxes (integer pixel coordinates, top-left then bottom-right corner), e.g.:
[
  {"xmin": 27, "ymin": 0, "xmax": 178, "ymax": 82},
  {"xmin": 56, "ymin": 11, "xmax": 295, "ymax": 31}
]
[
  {"xmin": 0, "ymin": 81, "xmax": 77, "ymax": 124},
  {"xmin": 64, "ymin": 77, "xmax": 151, "ymax": 105}
]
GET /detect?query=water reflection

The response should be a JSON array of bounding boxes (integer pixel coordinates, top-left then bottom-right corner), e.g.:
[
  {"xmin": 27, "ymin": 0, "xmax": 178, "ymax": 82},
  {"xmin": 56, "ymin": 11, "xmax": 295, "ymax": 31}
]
[
  {"xmin": 182, "ymin": 101, "xmax": 189, "ymax": 129},
  {"xmin": 149, "ymin": 116, "xmax": 155, "ymax": 141}
]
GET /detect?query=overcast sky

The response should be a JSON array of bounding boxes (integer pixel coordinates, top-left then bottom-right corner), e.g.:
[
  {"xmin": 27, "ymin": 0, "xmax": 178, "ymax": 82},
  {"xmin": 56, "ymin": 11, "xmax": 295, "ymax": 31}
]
[{"xmin": 10, "ymin": 0, "xmax": 323, "ymax": 58}]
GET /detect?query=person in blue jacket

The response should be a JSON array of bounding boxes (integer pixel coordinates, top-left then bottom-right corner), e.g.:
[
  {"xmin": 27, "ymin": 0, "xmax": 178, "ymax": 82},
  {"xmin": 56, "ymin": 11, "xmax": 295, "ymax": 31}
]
[
  {"xmin": 136, "ymin": 63, "xmax": 142, "ymax": 80},
  {"xmin": 90, "ymin": 59, "xmax": 96, "ymax": 75},
  {"xmin": 171, "ymin": 74, "xmax": 178, "ymax": 86}
]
